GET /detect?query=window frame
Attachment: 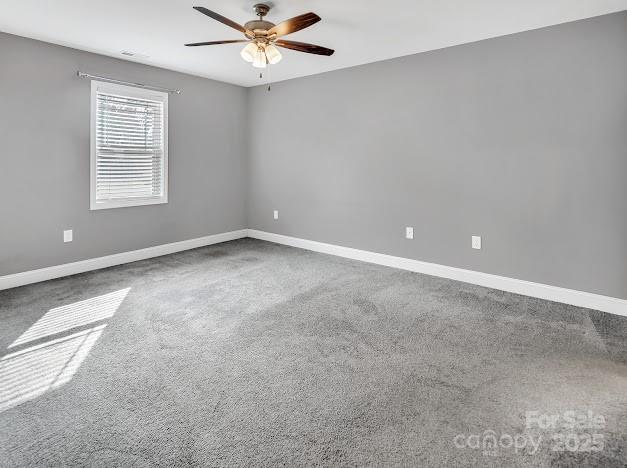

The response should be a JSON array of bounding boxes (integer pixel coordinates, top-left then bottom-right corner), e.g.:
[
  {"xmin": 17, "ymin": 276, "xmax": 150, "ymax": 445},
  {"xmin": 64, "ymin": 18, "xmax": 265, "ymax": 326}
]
[{"xmin": 90, "ymin": 80, "xmax": 169, "ymax": 210}]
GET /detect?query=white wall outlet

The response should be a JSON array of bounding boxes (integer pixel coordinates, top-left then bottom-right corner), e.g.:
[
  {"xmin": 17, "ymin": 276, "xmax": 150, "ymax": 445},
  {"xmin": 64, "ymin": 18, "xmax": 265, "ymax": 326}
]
[
  {"xmin": 273, "ymin": 210, "xmax": 279, "ymax": 220},
  {"xmin": 405, "ymin": 227, "xmax": 414, "ymax": 240},
  {"xmin": 472, "ymin": 236, "xmax": 482, "ymax": 250},
  {"xmin": 63, "ymin": 230, "xmax": 73, "ymax": 243}
]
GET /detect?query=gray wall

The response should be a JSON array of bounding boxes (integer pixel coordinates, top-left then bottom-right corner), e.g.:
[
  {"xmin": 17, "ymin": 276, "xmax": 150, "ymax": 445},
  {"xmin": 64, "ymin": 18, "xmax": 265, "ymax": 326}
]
[
  {"xmin": 247, "ymin": 12, "xmax": 627, "ymax": 299},
  {"xmin": 0, "ymin": 32, "xmax": 247, "ymax": 276}
]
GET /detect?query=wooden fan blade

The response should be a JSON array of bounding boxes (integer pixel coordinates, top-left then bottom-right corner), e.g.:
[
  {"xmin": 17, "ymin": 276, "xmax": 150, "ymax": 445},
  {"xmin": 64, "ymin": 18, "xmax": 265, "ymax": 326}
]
[
  {"xmin": 185, "ymin": 40, "xmax": 248, "ymax": 46},
  {"xmin": 193, "ymin": 6, "xmax": 246, "ymax": 34},
  {"xmin": 268, "ymin": 12, "xmax": 321, "ymax": 38},
  {"xmin": 275, "ymin": 40, "xmax": 334, "ymax": 56}
]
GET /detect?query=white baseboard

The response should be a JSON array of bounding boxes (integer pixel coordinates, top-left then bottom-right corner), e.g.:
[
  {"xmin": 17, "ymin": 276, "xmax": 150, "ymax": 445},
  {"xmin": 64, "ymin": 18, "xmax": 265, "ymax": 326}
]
[
  {"xmin": 3, "ymin": 228, "xmax": 625, "ymax": 317},
  {"xmin": 247, "ymin": 229, "xmax": 627, "ymax": 317},
  {"xmin": 0, "ymin": 229, "xmax": 248, "ymax": 291}
]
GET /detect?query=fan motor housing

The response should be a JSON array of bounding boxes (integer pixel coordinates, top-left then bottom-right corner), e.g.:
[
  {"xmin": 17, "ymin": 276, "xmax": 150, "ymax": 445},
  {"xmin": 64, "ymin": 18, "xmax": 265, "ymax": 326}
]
[{"xmin": 244, "ymin": 20, "xmax": 275, "ymax": 32}]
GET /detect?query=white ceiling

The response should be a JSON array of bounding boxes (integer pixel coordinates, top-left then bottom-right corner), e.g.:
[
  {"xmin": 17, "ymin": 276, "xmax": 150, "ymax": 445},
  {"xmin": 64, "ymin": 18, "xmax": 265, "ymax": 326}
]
[{"xmin": 0, "ymin": 1, "xmax": 625, "ymax": 87}]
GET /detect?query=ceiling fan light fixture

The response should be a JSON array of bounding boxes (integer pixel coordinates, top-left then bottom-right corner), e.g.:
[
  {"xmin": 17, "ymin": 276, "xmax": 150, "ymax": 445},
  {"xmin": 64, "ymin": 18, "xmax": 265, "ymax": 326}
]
[
  {"xmin": 186, "ymin": 5, "xmax": 334, "ymax": 68},
  {"xmin": 240, "ymin": 42, "xmax": 258, "ymax": 63},
  {"xmin": 264, "ymin": 43, "xmax": 282, "ymax": 64},
  {"xmin": 252, "ymin": 45, "xmax": 267, "ymax": 68}
]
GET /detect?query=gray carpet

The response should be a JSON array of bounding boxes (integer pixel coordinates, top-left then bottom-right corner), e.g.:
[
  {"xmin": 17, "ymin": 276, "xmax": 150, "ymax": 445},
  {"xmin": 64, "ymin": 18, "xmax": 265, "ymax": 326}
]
[{"xmin": 0, "ymin": 238, "xmax": 626, "ymax": 467}]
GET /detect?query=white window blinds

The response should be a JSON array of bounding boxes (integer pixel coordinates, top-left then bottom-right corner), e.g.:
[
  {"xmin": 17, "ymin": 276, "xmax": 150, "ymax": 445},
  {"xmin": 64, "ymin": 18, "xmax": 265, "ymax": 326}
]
[{"xmin": 90, "ymin": 81, "xmax": 168, "ymax": 210}]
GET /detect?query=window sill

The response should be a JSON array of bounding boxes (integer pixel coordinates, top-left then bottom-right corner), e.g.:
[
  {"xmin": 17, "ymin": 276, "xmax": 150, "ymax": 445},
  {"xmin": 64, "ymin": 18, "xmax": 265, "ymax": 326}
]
[{"xmin": 90, "ymin": 197, "xmax": 168, "ymax": 211}]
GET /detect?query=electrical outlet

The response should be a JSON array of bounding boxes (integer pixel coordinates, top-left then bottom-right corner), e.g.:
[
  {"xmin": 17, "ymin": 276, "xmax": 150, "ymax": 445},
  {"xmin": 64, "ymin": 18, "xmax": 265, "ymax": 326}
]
[
  {"xmin": 273, "ymin": 210, "xmax": 279, "ymax": 220},
  {"xmin": 472, "ymin": 236, "xmax": 481, "ymax": 250},
  {"xmin": 405, "ymin": 227, "xmax": 414, "ymax": 240},
  {"xmin": 63, "ymin": 230, "xmax": 73, "ymax": 243}
]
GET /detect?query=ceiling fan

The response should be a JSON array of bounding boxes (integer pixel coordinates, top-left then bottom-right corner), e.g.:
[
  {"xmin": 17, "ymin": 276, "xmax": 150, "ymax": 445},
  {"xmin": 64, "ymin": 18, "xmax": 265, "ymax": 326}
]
[{"xmin": 185, "ymin": 4, "xmax": 334, "ymax": 68}]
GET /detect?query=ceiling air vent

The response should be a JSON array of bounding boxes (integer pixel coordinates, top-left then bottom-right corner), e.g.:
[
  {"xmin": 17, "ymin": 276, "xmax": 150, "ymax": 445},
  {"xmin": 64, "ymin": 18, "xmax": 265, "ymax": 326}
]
[{"xmin": 121, "ymin": 51, "xmax": 150, "ymax": 59}]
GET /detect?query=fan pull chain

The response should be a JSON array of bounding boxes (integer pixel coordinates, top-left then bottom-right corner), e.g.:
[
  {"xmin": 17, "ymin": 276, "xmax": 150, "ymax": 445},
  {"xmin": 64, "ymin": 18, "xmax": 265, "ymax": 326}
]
[{"xmin": 259, "ymin": 70, "xmax": 272, "ymax": 92}]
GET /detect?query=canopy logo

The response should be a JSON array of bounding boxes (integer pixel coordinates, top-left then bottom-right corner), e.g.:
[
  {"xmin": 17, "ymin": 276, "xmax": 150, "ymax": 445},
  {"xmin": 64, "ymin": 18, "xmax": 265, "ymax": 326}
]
[
  {"xmin": 454, "ymin": 430, "xmax": 541, "ymax": 457},
  {"xmin": 453, "ymin": 410, "xmax": 606, "ymax": 457}
]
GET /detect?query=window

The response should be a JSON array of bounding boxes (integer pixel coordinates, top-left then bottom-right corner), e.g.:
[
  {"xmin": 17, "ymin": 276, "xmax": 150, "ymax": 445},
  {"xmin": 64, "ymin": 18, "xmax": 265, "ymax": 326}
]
[{"xmin": 90, "ymin": 81, "xmax": 168, "ymax": 210}]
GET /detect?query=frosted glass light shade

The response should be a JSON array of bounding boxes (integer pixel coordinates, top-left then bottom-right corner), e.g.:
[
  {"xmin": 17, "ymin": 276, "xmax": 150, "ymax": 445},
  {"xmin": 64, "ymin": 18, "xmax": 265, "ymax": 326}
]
[
  {"xmin": 264, "ymin": 44, "xmax": 282, "ymax": 65},
  {"xmin": 240, "ymin": 42, "xmax": 257, "ymax": 63},
  {"xmin": 252, "ymin": 46, "xmax": 267, "ymax": 68}
]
